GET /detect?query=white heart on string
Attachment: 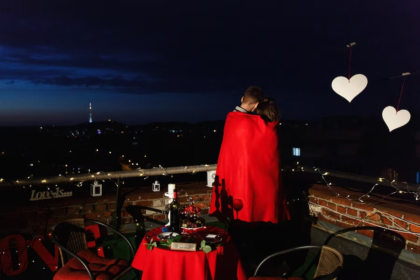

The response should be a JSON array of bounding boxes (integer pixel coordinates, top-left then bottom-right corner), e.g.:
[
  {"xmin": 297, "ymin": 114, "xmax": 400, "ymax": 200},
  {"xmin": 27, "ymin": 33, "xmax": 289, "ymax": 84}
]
[
  {"xmin": 331, "ymin": 74, "xmax": 368, "ymax": 102},
  {"xmin": 382, "ymin": 106, "xmax": 411, "ymax": 132}
]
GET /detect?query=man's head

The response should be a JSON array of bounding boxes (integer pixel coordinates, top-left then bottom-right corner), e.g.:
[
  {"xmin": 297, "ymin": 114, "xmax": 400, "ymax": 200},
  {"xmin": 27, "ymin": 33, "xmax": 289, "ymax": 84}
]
[{"xmin": 240, "ymin": 86, "xmax": 264, "ymax": 112}]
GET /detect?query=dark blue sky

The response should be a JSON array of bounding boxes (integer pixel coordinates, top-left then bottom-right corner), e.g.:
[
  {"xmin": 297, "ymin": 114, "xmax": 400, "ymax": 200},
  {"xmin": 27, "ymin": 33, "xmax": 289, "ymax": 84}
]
[{"xmin": 1, "ymin": 0, "xmax": 420, "ymax": 126}]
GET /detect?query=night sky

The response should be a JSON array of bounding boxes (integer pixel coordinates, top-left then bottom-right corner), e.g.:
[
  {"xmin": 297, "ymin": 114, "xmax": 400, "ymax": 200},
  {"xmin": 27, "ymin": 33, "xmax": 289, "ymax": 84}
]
[{"xmin": 1, "ymin": 0, "xmax": 420, "ymax": 126}]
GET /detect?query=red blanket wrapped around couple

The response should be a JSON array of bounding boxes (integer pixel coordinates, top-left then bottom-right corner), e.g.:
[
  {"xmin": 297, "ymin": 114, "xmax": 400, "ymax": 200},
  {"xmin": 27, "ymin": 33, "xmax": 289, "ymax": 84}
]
[{"xmin": 210, "ymin": 112, "xmax": 290, "ymax": 223}]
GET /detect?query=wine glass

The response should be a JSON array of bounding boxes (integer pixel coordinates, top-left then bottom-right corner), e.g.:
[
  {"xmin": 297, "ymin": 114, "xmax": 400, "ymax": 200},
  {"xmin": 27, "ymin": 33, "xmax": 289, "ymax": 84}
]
[{"xmin": 232, "ymin": 198, "xmax": 243, "ymax": 220}]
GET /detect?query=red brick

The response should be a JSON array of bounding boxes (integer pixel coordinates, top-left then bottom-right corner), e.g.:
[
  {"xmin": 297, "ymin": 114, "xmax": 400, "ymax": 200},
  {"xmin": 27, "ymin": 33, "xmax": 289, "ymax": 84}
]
[
  {"xmin": 399, "ymin": 232, "xmax": 419, "ymax": 243},
  {"xmin": 51, "ymin": 208, "xmax": 66, "ymax": 216},
  {"xmin": 120, "ymin": 211, "xmax": 131, "ymax": 217},
  {"xmin": 379, "ymin": 208, "xmax": 403, "ymax": 219},
  {"xmin": 406, "ymin": 243, "xmax": 420, "ymax": 254},
  {"xmin": 190, "ymin": 195, "xmax": 200, "ymax": 201},
  {"xmin": 85, "ymin": 212, "xmax": 103, "ymax": 220},
  {"xmin": 123, "ymin": 202, "xmax": 132, "ymax": 208},
  {"xmin": 317, "ymin": 214, "xmax": 336, "ymax": 225},
  {"xmin": 81, "ymin": 205, "xmax": 94, "ymax": 213},
  {"xmin": 327, "ymin": 202, "xmax": 337, "ymax": 211},
  {"xmin": 360, "ymin": 211, "xmax": 367, "ymax": 219},
  {"xmin": 332, "ymin": 197, "xmax": 352, "ymax": 207},
  {"xmin": 352, "ymin": 203, "xmax": 374, "ymax": 212},
  {"xmin": 193, "ymin": 202, "xmax": 207, "ymax": 209},
  {"xmin": 95, "ymin": 198, "xmax": 110, "ymax": 203},
  {"xmin": 336, "ymin": 220, "xmax": 354, "ymax": 229},
  {"xmin": 367, "ymin": 213, "xmax": 381, "ymax": 222},
  {"xmin": 47, "ymin": 217, "xmax": 59, "ymax": 227},
  {"xmin": 357, "ymin": 229, "xmax": 374, "ymax": 238},
  {"xmin": 66, "ymin": 207, "xmax": 79, "ymax": 215},
  {"xmin": 200, "ymin": 208, "xmax": 209, "ymax": 214},
  {"xmin": 309, "ymin": 197, "xmax": 318, "ymax": 204},
  {"xmin": 102, "ymin": 211, "xmax": 112, "ymax": 217},
  {"xmin": 108, "ymin": 203, "xmax": 116, "ymax": 210},
  {"xmin": 134, "ymin": 201, "xmax": 153, "ymax": 207},
  {"xmin": 393, "ymin": 218, "xmax": 408, "ymax": 229},
  {"xmin": 122, "ymin": 217, "xmax": 133, "ymax": 224},
  {"xmin": 347, "ymin": 208, "xmax": 358, "ymax": 217},
  {"xmin": 404, "ymin": 214, "xmax": 420, "ymax": 225},
  {"xmin": 342, "ymin": 217, "xmax": 358, "ymax": 226},
  {"xmin": 153, "ymin": 214, "xmax": 166, "ymax": 220},
  {"xmin": 337, "ymin": 206, "xmax": 346, "ymax": 214},
  {"xmin": 309, "ymin": 188, "xmax": 333, "ymax": 201},
  {"xmin": 382, "ymin": 217, "xmax": 393, "ymax": 226},
  {"xmin": 410, "ymin": 224, "xmax": 420, "ymax": 233},
  {"xmin": 322, "ymin": 209, "xmax": 340, "ymax": 220},
  {"xmin": 95, "ymin": 204, "xmax": 107, "ymax": 211},
  {"xmin": 178, "ymin": 196, "xmax": 190, "ymax": 202},
  {"xmin": 201, "ymin": 195, "xmax": 211, "ymax": 201},
  {"xmin": 319, "ymin": 200, "xmax": 327, "ymax": 206}
]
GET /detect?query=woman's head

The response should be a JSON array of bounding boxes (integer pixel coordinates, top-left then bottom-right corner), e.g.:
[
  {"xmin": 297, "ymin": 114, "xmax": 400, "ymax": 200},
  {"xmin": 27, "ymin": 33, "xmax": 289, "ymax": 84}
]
[{"xmin": 257, "ymin": 97, "xmax": 279, "ymax": 122}]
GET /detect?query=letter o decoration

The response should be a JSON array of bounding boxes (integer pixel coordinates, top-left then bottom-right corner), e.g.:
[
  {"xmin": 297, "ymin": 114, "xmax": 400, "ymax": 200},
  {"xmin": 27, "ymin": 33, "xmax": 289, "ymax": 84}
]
[{"xmin": 0, "ymin": 235, "xmax": 28, "ymax": 276}]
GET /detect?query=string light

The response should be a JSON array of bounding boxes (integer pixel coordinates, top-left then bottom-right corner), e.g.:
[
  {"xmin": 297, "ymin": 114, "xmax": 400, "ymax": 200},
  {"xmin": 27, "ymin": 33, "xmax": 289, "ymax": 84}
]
[{"xmin": 313, "ymin": 167, "xmax": 420, "ymax": 204}]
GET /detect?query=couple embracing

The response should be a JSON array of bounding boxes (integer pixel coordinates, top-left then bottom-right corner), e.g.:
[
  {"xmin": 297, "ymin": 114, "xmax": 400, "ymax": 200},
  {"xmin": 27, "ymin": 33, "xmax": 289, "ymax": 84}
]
[{"xmin": 210, "ymin": 86, "xmax": 290, "ymax": 224}]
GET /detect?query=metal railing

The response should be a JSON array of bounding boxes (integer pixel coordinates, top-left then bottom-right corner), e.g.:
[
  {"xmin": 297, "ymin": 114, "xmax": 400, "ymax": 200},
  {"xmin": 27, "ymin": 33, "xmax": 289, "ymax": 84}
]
[
  {"xmin": 300, "ymin": 166, "xmax": 419, "ymax": 193},
  {"xmin": 0, "ymin": 164, "xmax": 217, "ymax": 188},
  {"xmin": 1, "ymin": 163, "xmax": 418, "ymax": 193}
]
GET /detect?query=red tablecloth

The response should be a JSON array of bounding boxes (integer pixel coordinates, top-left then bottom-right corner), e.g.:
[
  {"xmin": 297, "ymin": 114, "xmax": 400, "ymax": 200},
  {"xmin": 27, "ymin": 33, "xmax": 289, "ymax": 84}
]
[{"xmin": 132, "ymin": 226, "xmax": 247, "ymax": 280}]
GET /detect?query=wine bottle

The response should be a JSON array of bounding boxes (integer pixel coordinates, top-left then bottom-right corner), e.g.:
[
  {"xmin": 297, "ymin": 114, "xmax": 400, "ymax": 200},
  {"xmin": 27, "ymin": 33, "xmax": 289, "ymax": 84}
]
[{"xmin": 169, "ymin": 188, "xmax": 180, "ymax": 232}]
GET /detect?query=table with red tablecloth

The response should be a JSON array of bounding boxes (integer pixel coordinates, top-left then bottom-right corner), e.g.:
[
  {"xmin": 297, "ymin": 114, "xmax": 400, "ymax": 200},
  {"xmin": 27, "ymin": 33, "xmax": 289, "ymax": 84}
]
[{"xmin": 132, "ymin": 226, "xmax": 247, "ymax": 280}]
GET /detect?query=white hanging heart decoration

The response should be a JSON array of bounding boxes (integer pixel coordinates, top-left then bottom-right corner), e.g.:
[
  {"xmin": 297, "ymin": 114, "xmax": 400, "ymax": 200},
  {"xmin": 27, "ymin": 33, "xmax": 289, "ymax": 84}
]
[
  {"xmin": 382, "ymin": 106, "xmax": 411, "ymax": 132},
  {"xmin": 331, "ymin": 74, "xmax": 368, "ymax": 103}
]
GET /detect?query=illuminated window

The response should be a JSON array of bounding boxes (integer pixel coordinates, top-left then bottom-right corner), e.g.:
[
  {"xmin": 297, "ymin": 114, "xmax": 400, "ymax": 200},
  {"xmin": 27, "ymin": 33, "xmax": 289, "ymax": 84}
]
[{"xmin": 293, "ymin": 148, "xmax": 301, "ymax": 156}]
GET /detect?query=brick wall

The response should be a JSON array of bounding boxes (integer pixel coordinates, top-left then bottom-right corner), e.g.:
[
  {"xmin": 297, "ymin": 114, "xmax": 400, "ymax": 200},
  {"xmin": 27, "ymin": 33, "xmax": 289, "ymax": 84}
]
[
  {"xmin": 309, "ymin": 184, "xmax": 420, "ymax": 255},
  {"xmin": 0, "ymin": 182, "xmax": 213, "ymax": 236}
]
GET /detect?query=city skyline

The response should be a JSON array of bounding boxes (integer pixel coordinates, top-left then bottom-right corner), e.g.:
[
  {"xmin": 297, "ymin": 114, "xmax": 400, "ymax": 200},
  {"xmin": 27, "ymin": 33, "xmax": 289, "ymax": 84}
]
[{"xmin": 1, "ymin": 0, "xmax": 420, "ymax": 126}]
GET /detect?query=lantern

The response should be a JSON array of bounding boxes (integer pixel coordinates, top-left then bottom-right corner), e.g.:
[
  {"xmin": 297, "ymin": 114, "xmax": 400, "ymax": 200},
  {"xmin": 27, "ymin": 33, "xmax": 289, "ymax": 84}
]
[
  {"xmin": 152, "ymin": 181, "xmax": 160, "ymax": 192},
  {"xmin": 90, "ymin": 181, "xmax": 102, "ymax": 197},
  {"xmin": 207, "ymin": 170, "xmax": 216, "ymax": 187}
]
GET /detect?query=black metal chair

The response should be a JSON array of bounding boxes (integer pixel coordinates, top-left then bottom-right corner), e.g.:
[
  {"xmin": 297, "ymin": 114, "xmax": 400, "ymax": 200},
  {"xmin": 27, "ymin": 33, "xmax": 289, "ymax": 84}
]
[
  {"xmin": 52, "ymin": 218, "xmax": 135, "ymax": 280},
  {"xmin": 250, "ymin": 245, "xmax": 343, "ymax": 280}
]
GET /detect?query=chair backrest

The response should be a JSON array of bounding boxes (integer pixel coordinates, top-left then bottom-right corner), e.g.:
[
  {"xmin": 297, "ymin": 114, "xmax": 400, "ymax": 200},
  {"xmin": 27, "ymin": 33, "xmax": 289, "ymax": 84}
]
[
  {"xmin": 313, "ymin": 246, "xmax": 343, "ymax": 280},
  {"xmin": 52, "ymin": 219, "xmax": 88, "ymax": 266}
]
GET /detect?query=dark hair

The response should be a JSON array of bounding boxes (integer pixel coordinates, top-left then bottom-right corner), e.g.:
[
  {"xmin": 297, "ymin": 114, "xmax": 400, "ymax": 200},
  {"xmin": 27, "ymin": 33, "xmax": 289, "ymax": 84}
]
[
  {"xmin": 243, "ymin": 86, "xmax": 264, "ymax": 104},
  {"xmin": 257, "ymin": 97, "xmax": 279, "ymax": 122}
]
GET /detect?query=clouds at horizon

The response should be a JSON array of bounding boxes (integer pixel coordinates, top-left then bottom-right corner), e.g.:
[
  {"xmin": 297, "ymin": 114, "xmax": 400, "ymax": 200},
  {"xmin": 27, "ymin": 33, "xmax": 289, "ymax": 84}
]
[{"xmin": 1, "ymin": 0, "xmax": 420, "ymax": 125}]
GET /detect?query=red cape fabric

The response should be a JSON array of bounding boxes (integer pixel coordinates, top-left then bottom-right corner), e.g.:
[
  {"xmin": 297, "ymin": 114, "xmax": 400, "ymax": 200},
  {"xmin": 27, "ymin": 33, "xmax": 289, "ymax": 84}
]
[{"xmin": 210, "ymin": 112, "xmax": 290, "ymax": 223}]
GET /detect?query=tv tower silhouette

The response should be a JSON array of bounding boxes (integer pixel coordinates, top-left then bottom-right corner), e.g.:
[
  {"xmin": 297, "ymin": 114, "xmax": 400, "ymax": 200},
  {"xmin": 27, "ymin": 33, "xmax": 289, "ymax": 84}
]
[{"xmin": 89, "ymin": 103, "xmax": 93, "ymax": 123}]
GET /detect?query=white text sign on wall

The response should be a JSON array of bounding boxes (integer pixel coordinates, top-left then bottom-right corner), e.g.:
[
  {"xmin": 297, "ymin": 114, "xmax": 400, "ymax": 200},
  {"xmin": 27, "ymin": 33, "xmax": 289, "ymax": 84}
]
[{"xmin": 30, "ymin": 187, "xmax": 72, "ymax": 201}]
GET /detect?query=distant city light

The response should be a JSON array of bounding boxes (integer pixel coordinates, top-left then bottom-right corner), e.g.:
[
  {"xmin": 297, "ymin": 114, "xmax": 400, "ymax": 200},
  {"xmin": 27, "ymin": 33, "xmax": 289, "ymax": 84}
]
[
  {"xmin": 128, "ymin": 160, "xmax": 131, "ymax": 162},
  {"xmin": 214, "ymin": 130, "xmax": 216, "ymax": 132},
  {"xmin": 40, "ymin": 127, "xmax": 42, "ymax": 129},
  {"xmin": 144, "ymin": 155, "xmax": 147, "ymax": 158},
  {"xmin": 109, "ymin": 151, "xmax": 112, "ymax": 154},
  {"xmin": 30, "ymin": 164, "xmax": 33, "ymax": 166},
  {"xmin": 136, "ymin": 163, "xmax": 138, "ymax": 165},
  {"xmin": 96, "ymin": 149, "xmax": 99, "ymax": 152},
  {"xmin": 69, "ymin": 150, "xmax": 72, "ymax": 153},
  {"xmin": 122, "ymin": 155, "xmax": 124, "ymax": 157}
]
